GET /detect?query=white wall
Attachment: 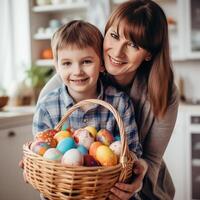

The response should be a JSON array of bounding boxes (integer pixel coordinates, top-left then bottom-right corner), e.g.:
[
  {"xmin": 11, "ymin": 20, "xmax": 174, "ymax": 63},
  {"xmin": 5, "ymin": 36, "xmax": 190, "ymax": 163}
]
[{"xmin": 173, "ymin": 60, "xmax": 200, "ymax": 102}]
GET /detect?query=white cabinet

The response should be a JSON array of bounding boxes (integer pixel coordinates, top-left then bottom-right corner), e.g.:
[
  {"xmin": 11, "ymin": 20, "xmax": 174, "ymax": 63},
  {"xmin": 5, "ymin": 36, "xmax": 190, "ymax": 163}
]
[
  {"xmin": 0, "ymin": 124, "xmax": 39, "ymax": 200},
  {"xmin": 164, "ymin": 105, "xmax": 200, "ymax": 200}
]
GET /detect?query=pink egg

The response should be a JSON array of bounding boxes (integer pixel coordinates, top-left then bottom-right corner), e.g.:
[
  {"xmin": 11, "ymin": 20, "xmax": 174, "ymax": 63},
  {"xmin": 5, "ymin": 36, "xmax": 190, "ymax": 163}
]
[
  {"xmin": 31, "ymin": 141, "xmax": 50, "ymax": 156},
  {"xmin": 73, "ymin": 129, "xmax": 94, "ymax": 149},
  {"xmin": 62, "ymin": 148, "xmax": 83, "ymax": 166}
]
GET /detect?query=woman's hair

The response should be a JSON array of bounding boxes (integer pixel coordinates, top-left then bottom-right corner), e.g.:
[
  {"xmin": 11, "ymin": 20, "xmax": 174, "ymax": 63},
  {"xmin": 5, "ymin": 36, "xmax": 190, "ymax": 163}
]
[
  {"xmin": 51, "ymin": 20, "xmax": 104, "ymax": 64},
  {"xmin": 105, "ymin": 0, "xmax": 174, "ymax": 118}
]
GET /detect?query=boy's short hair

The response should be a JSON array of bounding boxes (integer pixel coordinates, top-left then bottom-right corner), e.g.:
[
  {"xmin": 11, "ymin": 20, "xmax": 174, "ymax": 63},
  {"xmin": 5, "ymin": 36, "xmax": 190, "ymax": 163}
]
[{"xmin": 51, "ymin": 20, "xmax": 104, "ymax": 63}]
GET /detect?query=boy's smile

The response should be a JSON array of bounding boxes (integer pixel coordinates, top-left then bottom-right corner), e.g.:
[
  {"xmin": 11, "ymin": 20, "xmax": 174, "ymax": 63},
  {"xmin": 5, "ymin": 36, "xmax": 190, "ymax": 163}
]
[{"xmin": 56, "ymin": 46, "xmax": 103, "ymax": 102}]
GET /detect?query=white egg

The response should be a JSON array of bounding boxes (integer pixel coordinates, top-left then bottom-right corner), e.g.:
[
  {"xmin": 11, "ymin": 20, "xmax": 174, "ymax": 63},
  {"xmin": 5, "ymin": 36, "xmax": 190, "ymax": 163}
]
[
  {"xmin": 109, "ymin": 141, "xmax": 122, "ymax": 157},
  {"xmin": 62, "ymin": 148, "xmax": 83, "ymax": 166}
]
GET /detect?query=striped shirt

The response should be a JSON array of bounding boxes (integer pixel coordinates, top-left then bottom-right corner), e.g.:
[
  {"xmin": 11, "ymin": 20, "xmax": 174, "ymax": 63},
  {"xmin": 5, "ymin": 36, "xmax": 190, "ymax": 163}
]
[{"xmin": 33, "ymin": 81, "xmax": 142, "ymax": 156}]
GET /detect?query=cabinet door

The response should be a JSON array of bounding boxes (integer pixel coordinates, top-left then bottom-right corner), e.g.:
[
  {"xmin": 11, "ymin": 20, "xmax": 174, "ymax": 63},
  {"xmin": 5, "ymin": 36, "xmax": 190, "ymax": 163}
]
[
  {"xmin": 0, "ymin": 125, "xmax": 39, "ymax": 200},
  {"xmin": 164, "ymin": 107, "xmax": 187, "ymax": 200}
]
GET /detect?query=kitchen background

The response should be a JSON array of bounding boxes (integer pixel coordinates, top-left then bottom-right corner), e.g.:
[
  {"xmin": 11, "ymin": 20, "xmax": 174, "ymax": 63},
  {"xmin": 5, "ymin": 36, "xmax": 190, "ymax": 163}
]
[{"xmin": 0, "ymin": 0, "xmax": 200, "ymax": 200}]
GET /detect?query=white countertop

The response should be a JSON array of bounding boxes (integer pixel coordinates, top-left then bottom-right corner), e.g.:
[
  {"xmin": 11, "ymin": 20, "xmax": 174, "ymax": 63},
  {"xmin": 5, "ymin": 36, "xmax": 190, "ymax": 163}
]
[{"xmin": 0, "ymin": 106, "xmax": 35, "ymax": 129}]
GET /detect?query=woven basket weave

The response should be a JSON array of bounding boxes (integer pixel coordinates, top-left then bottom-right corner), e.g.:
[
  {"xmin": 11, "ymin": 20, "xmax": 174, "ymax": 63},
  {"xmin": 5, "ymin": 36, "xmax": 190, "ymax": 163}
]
[{"xmin": 23, "ymin": 99, "xmax": 137, "ymax": 200}]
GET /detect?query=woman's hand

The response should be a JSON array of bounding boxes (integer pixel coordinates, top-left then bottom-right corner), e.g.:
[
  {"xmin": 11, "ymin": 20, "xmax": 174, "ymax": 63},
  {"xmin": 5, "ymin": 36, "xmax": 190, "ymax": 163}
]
[{"xmin": 107, "ymin": 158, "xmax": 148, "ymax": 200}]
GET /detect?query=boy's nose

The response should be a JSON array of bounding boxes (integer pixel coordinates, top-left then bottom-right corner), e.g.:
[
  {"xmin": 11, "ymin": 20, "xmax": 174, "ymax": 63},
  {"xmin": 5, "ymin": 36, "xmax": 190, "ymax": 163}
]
[{"xmin": 73, "ymin": 64, "xmax": 83, "ymax": 75}]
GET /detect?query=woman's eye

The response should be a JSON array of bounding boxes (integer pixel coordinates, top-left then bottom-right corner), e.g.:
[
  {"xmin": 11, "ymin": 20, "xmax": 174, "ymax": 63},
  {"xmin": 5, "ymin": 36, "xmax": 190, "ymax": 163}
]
[
  {"xmin": 128, "ymin": 42, "xmax": 138, "ymax": 49},
  {"xmin": 82, "ymin": 60, "xmax": 92, "ymax": 65},
  {"xmin": 110, "ymin": 32, "xmax": 119, "ymax": 40}
]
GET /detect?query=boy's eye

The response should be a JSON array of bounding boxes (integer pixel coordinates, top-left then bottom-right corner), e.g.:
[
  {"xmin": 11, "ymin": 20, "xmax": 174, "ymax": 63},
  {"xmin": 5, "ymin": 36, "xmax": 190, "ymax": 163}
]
[
  {"xmin": 110, "ymin": 32, "xmax": 119, "ymax": 40},
  {"xmin": 82, "ymin": 59, "xmax": 92, "ymax": 65},
  {"xmin": 62, "ymin": 61, "xmax": 71, "ymax": 66}
]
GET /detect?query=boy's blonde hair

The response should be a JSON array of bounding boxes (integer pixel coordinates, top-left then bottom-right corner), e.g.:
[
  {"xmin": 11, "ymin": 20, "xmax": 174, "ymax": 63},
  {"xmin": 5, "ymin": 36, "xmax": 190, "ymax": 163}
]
[{"xmin": 51, "ymin": 20, "xmax": 104, "ymax": 64}]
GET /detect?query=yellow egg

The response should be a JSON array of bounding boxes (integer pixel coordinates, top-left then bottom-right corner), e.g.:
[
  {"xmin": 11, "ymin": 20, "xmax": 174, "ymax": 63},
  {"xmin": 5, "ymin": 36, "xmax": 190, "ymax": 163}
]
[
  {"xmin": 54, "ymin": 130, "xmax": 72, "ymax": 142},
  {"xmin": 84, "ymin": 126, "xmax": 97, "ymax": 138},
  {"xmin": 96, "ymin": 145, "xmax": 118, "ymax": 166}
]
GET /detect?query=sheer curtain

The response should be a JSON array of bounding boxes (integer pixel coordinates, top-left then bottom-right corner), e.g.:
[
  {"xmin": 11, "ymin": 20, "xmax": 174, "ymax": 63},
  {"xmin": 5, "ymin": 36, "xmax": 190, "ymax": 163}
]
[{"xmin": 0, "ymin": 0, "xmax": 14, "ymax": 90}]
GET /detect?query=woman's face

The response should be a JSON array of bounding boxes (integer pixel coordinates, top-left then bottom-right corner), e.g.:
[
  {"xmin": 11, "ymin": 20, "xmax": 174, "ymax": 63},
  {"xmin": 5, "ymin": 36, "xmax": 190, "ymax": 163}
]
[{"xmin": 103, "ymin": 22, "xmax": 151, "ymax": 84}]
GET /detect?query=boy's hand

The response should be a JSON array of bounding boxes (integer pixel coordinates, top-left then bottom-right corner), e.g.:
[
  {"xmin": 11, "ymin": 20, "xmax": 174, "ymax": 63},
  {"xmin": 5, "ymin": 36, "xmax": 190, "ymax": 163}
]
[
  {"xmin": 18, "ymin": 159, "xmax": 28, "ymax": 183},
  {"xmin": 107, "ymin": 158, "xmax": 148, "ymax": 200}
]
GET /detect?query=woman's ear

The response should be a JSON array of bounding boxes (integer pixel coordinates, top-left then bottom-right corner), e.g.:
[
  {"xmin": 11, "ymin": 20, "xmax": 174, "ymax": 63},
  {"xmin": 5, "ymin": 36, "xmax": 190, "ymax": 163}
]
[
  {"xmin": 145, "ymin": 52, "xmax": 152, "ymax": 61},
  {"xmin": 100, "ymin": 65, "xmax": 105, "ymax": 72}
]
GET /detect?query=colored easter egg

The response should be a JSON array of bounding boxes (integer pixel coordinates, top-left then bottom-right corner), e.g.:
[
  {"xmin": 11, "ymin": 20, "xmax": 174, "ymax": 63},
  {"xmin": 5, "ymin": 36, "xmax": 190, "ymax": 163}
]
[
  {"xmin": 89, "ymin": 141, "xmax": 103, "ymax": 159},
  {"xmin": 73, "ymin": 129, "xmax": 94, "ymax": 149},
  {"xmin": 109, "ymin": 141, "xmax": 122, "ymax": 157},
  {"xmin": 84, "ymin": 126, "xmax": 97, "ymax": 138},
  {"xmin": 96, "ymin": 129, "xmax": 114, "ymax": 146},
  {"xmin": 77, "ymin": 145, "xmax": 88, "ymax": 155},
  {"xmin": 96, "ymin": 145, "xmax": 118, "ymax": 166},
  {"xmin": 56, "ymin": 137, "xmax": 76, "ymax": 154},
  {"xmin": 62, "ymin": 148, "xmax": 83, "ymax": 166},
  {"xmin": 31, "ymin": 141, "xmax": 50, "ymax": 156},
  {"xmin": 84, "ymin": 155, "xmax": 101, "ymax": 167},
  {"xmin": 54, "ymin": 130, "xmax": 72, "ymax": 142},
  {"xmin": 35, "ymin": 130, "xmax": 57, "ymax": 148},
  {"xmin": 43, "ymin": 148, "xmax": 63, "ymax": 161},
  {"xmin": 114, "ymin": 135, "xmax": 121, "ymax": 141}
]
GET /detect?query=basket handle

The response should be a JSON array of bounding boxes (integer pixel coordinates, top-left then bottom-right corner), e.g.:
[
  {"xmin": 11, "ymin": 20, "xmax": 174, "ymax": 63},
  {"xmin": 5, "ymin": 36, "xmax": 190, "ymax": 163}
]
[{"xmin": 55, "ymin": 99, "xmax": 130, "ymax": 167}]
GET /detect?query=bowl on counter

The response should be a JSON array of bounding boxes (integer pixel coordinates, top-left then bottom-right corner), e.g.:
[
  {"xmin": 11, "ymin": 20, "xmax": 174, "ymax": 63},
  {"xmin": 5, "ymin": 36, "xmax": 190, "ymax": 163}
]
[{"xmin": 0, "ymin": 96, "xmax": 9, "ymax": 109}]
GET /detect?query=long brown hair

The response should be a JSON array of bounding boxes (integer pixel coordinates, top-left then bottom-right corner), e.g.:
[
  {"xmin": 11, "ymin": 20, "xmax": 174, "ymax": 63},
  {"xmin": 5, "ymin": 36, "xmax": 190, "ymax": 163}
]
[{"xmin": 105, "ymin": 0, "xmax": 174, "ymax": 118}]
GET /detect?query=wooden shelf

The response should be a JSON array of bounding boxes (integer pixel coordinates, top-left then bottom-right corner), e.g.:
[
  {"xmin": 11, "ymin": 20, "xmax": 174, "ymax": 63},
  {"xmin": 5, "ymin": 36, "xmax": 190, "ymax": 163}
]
[{"xmin": 36, "ymin": 59, "xmax": 54, "ymax": 67}]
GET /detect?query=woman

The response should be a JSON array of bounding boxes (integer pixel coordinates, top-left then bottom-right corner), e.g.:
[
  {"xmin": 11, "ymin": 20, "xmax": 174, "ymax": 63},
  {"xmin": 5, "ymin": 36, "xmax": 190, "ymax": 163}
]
[{"xmin": 38, "ymin": 0, "xmax": 179, "ymax": 199}]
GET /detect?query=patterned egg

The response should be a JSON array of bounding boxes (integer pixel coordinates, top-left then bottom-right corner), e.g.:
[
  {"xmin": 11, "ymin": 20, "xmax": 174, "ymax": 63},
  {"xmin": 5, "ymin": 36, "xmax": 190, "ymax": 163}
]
[
  {"xmin": 109, "ymin": 141, "xmax": 122, "ymax": 157},
  {"xmin": 35, "ymin": 130, "xmax": 57, "ymax": 148},
  {"xmin": 84, "ymin": 126, "xmax": 97, "ymax": 138},
  {"xmin": 54, "ymin": 130, "xmax": 72, "ymax": 142},
  {"xmin": 62, "ymin": 148, "xmax": 83, "ymax": 166},
  {"xmin": 77, "ymin": 145, "xmax": 88, "ymax": 155},
  {"xmin": 89, "ymin": 141, "xmax": 103, "ymax": 159},
  {"xmin": 43, "ymin": 148, "xmax": 63, "ymax": 161},
  {"xmin": 96, "ymin": 145, "xmax": 118, "ymax": 166},
  {"xmin": 73, "ymin": 129, "xmax": 94, "ymax": 149},
  {"xmin": 56, "ymin": 137, "xmax": 76, "ymax": 154},
  {"xmin": 96, "ymin": 129, "xmax": 114, "ymax": 146},
  {"xmin": 31, "ymin": 141, "xmax": 50, "ymax": 156}
]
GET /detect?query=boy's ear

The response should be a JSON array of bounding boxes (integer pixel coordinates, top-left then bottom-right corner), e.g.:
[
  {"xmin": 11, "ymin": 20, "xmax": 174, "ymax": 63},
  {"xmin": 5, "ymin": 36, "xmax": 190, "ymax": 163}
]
[{"xmin": 100, "ymin": 65, "xmax": 105, "ymax": 72}]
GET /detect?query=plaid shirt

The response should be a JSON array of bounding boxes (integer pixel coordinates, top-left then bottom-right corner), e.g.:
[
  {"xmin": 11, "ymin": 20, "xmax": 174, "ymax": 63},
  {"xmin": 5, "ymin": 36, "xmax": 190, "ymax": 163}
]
[{"xmin": 33, "ymin": 81, "xmax": 142, "ymax": 156}]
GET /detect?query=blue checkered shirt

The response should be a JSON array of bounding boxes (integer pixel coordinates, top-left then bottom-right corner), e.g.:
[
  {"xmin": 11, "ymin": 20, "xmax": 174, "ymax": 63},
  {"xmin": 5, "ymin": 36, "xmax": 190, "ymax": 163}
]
[{"xmin": 33, "ymin": 81, "xmax": 142, "ymax": 156}]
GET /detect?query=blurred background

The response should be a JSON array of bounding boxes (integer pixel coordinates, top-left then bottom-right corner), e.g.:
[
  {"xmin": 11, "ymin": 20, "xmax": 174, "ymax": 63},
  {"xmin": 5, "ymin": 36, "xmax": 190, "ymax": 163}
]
[{"xmin": 0, "ymin": 0, "xmax": 200, "ymax": 200}]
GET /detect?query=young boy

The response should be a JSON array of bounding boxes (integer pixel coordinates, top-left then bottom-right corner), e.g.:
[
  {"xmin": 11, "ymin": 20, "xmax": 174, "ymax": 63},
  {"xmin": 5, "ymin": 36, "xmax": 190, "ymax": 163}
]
[
  {"xmin": 33, "ymin": 19, "xmax": 141, "ymax": 154},
  {"xmin": 33, "ymin": 19, "xmax": 141, "ymax": 200}
]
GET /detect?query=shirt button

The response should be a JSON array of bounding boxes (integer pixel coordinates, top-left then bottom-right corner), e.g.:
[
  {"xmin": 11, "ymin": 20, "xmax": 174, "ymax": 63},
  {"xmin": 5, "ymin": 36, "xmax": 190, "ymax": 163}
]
[{"xmin": 83, "ymin": 118, "xmax": 88, "ymax": 123}]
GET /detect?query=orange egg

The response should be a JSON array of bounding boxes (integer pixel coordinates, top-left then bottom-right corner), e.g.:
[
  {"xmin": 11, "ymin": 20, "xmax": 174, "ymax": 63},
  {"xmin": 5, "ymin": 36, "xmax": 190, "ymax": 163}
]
[
  {"xmin": 89, "ymin": 141, "xmax": 102, "ymax": 159},
  {"xmin": 54, "ymin": 130, "xmax": 72, "ymax": 142},
  {"xmin": 35, "ymin": 130, "xmax": 57, "ymax": 148},
  {"xmin": 96, "ymin": 145, "xmax": 118, "ymax": 166}
]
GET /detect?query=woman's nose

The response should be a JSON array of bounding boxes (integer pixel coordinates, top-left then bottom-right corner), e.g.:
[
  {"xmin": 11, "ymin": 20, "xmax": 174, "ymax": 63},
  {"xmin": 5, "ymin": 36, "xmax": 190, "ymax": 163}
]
[{"xmin": 113, "ymin": 42, "xmax": 126, "ymax": 58}]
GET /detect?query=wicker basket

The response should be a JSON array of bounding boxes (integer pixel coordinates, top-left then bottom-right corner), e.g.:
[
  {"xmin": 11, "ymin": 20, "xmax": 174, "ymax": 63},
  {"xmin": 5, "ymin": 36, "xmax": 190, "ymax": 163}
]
[{"xmin": 23, "ymin": 99, "xmax": 137, "ymax": 200}]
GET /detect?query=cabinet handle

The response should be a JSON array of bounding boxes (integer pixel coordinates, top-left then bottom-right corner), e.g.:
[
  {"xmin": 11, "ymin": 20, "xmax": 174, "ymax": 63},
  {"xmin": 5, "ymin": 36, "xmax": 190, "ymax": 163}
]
[{"xmin": 8, "ymin": 131, "xmax": 16, "ymax": 137}]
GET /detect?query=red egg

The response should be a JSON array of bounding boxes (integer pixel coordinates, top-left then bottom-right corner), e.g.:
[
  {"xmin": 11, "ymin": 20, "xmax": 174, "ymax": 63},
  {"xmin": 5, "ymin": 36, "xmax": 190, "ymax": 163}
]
[
  {"xmin": 84, "ymin": 155, "xmax": 101, "ymax": 167},
  {"xmin": 96, "ymin": 129, "xmax": 114, "ymax": 146}
]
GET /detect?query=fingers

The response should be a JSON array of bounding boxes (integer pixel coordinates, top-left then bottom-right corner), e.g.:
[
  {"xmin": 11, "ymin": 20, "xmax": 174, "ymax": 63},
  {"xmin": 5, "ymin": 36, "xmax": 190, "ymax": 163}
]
[{"xmin": 18, "ymin": 160, "xmax": 24, "ymax": 169}]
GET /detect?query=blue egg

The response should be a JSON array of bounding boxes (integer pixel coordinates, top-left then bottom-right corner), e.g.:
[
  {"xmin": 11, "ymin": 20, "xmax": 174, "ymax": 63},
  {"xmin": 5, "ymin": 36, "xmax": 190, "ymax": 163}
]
[
  {"xmin": 56, "ymin": 137, "xmax": 76, "ymax": 154},
  {"xmin": 77, "ymin": 145, "xmax": 88, "ymax": 155},
  {"xmin": 114, "ymin": 135, "xmax": 121, "ymax": 141}
]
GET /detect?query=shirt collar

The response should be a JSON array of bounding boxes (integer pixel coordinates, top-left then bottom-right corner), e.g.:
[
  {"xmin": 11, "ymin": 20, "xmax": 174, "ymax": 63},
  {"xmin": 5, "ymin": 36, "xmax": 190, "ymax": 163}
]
[{"xmin": 60, "ymin": 80, "xmax": 104, "ymax": 109}]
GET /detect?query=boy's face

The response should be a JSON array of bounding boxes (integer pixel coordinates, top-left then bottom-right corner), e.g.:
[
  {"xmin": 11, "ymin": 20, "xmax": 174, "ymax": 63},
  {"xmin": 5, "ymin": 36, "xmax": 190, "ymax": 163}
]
[{"xmin": 56, "ymin": 46, "xmax": 103, "ymax": 101}]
